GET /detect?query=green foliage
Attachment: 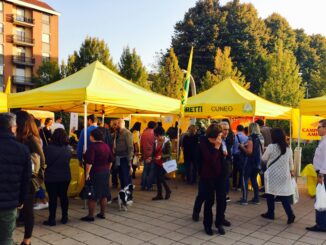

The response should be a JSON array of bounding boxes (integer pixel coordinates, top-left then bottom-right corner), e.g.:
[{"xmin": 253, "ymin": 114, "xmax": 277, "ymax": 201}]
[
  {"xmin": 301, "ymin": 141, "xmax": 318, "ymax": 169},
  {"xmin": 200, "ymin": 46, "xmax": 248, "ymax": 91},
  {"xmin": 264, "ymin": 13, "xmax": 297, "ymax": 53},
  {"xmin": 151, "ymin": 48, "xmax": 184, "ymax": 99},
  {"xmin": 119, "ymin": 46, "xmax": 150, "ymax": 89},
  {"xmin": 65, "ymin": 37, "xmax": 117, "ymax": 76},
  {"xmin": 260, "ymin": 41, "xmax": 305, "ymax": 107},
  {"xmin": 35, "ymin": 60, "xmax": 61, "ymax": 87}
]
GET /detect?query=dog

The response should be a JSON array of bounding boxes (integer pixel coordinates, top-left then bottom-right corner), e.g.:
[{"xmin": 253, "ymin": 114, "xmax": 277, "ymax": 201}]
[{"xmin": 118, "ymin": 184, "xmax": 135, "ymax": 211}]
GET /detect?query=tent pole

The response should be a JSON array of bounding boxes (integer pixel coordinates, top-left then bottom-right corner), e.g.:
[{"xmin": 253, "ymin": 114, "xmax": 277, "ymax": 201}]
[
  {"xmin": 289, "ymin": 119, "xmax": 292, "ymax": 149},
  {"xmin": 83, "ymin": 103, "xmax": 88, "ymax": 153},
  {"xmin": 176, "ymin": 117, "xmax": 181, "ymax": 162},
  {"xmin": 102, "ymin": 114, "xmax": 105, "ymax": 127},
  {"xmin": 83, "ymin": 102, "xmax": 88, "ymax": 210}
]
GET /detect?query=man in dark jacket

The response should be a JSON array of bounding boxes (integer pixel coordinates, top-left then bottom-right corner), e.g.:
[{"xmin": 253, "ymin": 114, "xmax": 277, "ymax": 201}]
[{"xmin": 0, "ymin": 113, "xmax": 31, "ymax": 245}]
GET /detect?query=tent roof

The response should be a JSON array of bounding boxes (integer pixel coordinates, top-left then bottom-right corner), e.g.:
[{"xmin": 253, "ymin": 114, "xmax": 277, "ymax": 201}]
[
  {"xmin": 299, "ymin": 95, "xmax": 326, "ymax": 117},
  {"xmin": 8, "ymin": 61, "xmax": 180, "ymax": 115},
  {"xmin": 184, "ymin": 78, "xmax": 293, "ymax": 119},
  {"xmin": 0, "ymin": 93, "xmax": 7, "ymax": 112}
]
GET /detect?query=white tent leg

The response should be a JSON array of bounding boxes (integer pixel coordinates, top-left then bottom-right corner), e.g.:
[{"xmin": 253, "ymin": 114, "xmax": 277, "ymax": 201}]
[
  {"xmin": 83, "ymin": 103, "xmax": 88, "ymax": 209},
  {"xmin": 102, "ymin": 114, "xmax": 105, "ymax": 127}
]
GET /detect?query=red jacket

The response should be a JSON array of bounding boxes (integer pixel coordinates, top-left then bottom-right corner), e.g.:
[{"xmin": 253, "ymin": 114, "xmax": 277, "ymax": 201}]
[{"xmin": 140, "ymin": 128, "xmax": 155, "ymax": 163}]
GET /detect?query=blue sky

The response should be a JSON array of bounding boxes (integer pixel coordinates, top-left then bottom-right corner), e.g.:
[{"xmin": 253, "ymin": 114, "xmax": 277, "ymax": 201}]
[{"xmin": 46, "ymin": 0, "xmax": 326, "ymax": 70}]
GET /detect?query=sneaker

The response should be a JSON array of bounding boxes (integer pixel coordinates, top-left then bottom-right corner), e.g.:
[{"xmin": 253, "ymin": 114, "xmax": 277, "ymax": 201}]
[
  {"xmin": 249, "ymin": 199, "xmax": 260, "ymax": 205},
  {"xmin": 80, "ymin": 216, "xmax": 95, "ymax": 222},
  {"xmin": 34, "ymin": 202, "xmax": 49, "ymax": 210},
  {"xmin": 287, "ymin": 215, "xmax": 295, "ymax": 224},
  {"xmin": 192, "ymin": 212, "xmax": 199, "ymax": 222},
  {"xmin": 204, "ymin": 226, "xmax": 213, "ymax": 236},
  {"xmin": 261, "ymin": 213, "xmax": 274, "ymax": 220},
  {"xmin": 96, "ymin": 213, "xmax": 106, "ymax": 219},
  {"xmin": 237, "ymin": 199, "xmax": 248, "ymax": 205},
  {"xmin": 222, "ymin": 219, "xmax": 231, "ymax": 227},
  {"xmin": 226, "ymin": 196, "xmax": 231, "ymax": 202}
]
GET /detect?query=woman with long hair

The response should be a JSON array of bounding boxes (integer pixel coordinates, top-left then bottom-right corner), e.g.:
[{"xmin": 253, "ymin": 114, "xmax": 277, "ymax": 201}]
[
  {"xmin": 130, "ymin": 122, "xmax": 141, "ymax": 179},
  {"xmin": 239, "ymin": 122, "xmax": 264, "ymax": 205},
  {"xmin": 16, "ymin": 111, "xmax": 45, "ymax": 245},
  {"xmin": 81, "ymin": 128, "xmax": 113, "ymax": 221},
  {"xmin": 43, "ymin": 128, "xmax": 72, "ymax": 226},
  {"xmin": 152, "ymin": 126, "xmax": 172, "ymax": 201},
  {"xmin": 40, "ymin": 117, "xmax": 53, "ymax": 147},
  {"xmin": 261, "ymin": 128, "xmax": 295, "ymax": 224}
]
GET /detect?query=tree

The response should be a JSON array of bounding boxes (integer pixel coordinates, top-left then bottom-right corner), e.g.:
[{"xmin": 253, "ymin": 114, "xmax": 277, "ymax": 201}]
[
  {"xmin": 35, "ymin": 60, "xmax": 61, "ymax": 87},
  {"xmin": 260, "ymin": 41, "xmax": 305, "ymax": 107},
  {"xmin": 171, "ymin": 0, "xmax": 221, "ymax": 83},
  {"xmin": 218, "ymin": 0, "xmax": 269, "ymax": 93},
  {"xmin": 151, "ymin": 48, "xmax": 184, "ymax": 99},
  {"xmin": 200, "ymin": 47, "xmax": 248, "ymax": 91},
  {"xmin": 65, "ymin": 37, "xmax": 117, "ymax": 76},
  {"xmin": 264, "ymin": 13, "xmax": 297, "ymax": 53},
  {"xmin": 119, "ymin": 47, "xmax": 150, "ymax": 89}
]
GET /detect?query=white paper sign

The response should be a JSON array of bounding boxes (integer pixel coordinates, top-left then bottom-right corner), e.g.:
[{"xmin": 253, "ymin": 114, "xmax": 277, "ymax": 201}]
[
  {"xmin": 163, "ymin": 159, "xmax": 177, "ymax": 173},
  {"xmin": 164, "ymin": 116, "xmax": 173, "ymax": 124},
  {"xmin": 69, "ymin": 113, "xmax": 79, "ymax": 133}
]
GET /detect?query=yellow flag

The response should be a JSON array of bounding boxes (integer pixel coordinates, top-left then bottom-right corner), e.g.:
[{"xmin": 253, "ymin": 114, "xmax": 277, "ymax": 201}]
[
  {"xmin": 179, "ymin": 47, "xmax": 194, "ymax": 118},
  {"xmin": 5, "ymin": 76, "xmax": 11, "ymax": 95}
]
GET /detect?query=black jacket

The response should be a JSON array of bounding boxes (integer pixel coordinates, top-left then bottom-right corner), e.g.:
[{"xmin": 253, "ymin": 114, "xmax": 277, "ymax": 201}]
[
  {"xmin": 0, "ymin": 132, "xmax": 32, "ymax": 209},
  {"xmin": 44, "ymin": 144, "xmax": 72, "ymax": 183}
]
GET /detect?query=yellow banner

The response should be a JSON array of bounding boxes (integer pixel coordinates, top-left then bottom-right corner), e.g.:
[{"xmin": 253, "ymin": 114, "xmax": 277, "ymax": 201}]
[
  {"xmin": 184, "ymin": 102, "xmax": 255, "ymax": 118},
  {"xmin": 292, "ymin": 109, "xmax": 322, "ymax": 140}
]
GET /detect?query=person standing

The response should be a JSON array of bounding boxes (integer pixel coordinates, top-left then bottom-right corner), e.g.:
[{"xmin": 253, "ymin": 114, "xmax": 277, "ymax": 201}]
[
  {"xmin": 40, "ymin": 118, "xmax": 53, "ymax": 148},
  {"xmin": 182, "ymin": 125, "xmax": 198, "ymax": 184},
  {"xmin": 152, "ymin": 127, "xmax": 172, "ymax": 200},
  {"xmin": 232, "ymin": 125, "xmax": 248, "ymax": 190},
  {"xmin": 114, "ymin": 119, "xmax": 133, "ymax": 189},
  {"xmin": 239, "ymin": 122, "xmax": 263, "ymax": 205},
  {"xmin": 77, "ymin": 115, "xmax": 98, "ymax": 165},
  {"xmin": 16, "ymin": 111, "xmax": 45, "ymax": 245},
  {"xmin": 43, "ymin": 128, "xmax": 72, "ymax": 226},
  {"xmin": 130, "ymin": 122, "xmax": 141, "ymax": 179},
  {"xmin": 51, "ymin": 115, "xmax": 64, "ymax": 134},
  {"xmin": 0, "ymin": 113, "xmax": 31, "ymax": 245},
  {"xmin": 219, "ymin": 121, "xmax": 233, "ymax": 202},
  {"xmin": 81, "ymin": 128, "xmax": 113, "ymax": 221},
  {"xmin": 306, "ymin": 119, "xmax": 326, "ymax": 232},
  {"xmin": 140, "ymin": 121, "xmax": 157, "ymax": 190},
  {"xmin": 110, "ymin": 119, "xmax": 119, "ymax": 188},
  {"xmin": 261, "ymin": 128, "xmax": 295, "ymax": 224},
  {"xmin": 194, "ymin": 124, "xmax": 229, "ymax": 235}
]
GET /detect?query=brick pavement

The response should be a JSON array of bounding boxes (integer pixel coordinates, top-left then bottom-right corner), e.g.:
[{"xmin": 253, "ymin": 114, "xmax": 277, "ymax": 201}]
[{"xmin": 13, "ymin": 177, "xmax": 326, "ymax": 245}]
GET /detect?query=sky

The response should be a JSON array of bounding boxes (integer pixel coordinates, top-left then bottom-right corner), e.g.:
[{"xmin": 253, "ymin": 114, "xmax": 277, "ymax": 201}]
[{"xmin": 45, "ymin": 0, "xmax": 326, "ymax": 70}]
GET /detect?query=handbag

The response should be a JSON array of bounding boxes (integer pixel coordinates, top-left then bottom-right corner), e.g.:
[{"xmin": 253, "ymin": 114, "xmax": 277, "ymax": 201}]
[
  {"xmin": 79, "ymin": 180, "xmax": 95, "ymax": 200},
  {"xmin": 314, "ymin": 183, "xmax": 326, "ymax": 211},
  {"xmin": 290, "ymin": 178, "xmax": 299, "ymax": 205}
]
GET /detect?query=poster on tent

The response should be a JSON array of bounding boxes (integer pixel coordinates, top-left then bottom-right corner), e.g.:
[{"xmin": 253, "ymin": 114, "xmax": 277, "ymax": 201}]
[
  {"xmin": 292, "ymin": 115, "xmax": 322, "ymax": 141},
  {"xmin": 69, "ymin": 113, "xmax": 79, "ymax": 133}
]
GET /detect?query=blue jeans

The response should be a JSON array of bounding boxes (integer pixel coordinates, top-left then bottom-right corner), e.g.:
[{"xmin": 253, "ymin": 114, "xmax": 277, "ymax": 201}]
[
  {"xmin": 0, "ymin": 208, "xmax": 16, "ymax": 245},
  {"xmin": 141, "ymin": 162, "xmax": 155, "ymax": 190},
  {"xmin": 118, "ymin": 157, "xmax": 131, "ymax": 189},
  {"xmin": 242, "ymin": 168, "xmax": 259, "ymax": 202},
  {"xmin": 266, "ymin": 194, "xmax": 294, "ymax": 218}
]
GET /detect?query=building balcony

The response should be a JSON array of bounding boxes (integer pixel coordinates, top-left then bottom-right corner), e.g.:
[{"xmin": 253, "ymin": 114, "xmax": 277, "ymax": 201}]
[
  {"xmin": 12, "ymin": 15, "xmax": 35, "ymax": 27},
  {"xmin": 12, "ymin": 35, "xmax": 35, "ymax": 46},
  {"xmin": 12, "ymin": 76, "xmax": 34, "ymax": 86},
  {"xmin": 12, "ymin": 56, "xmax": 35, "ymax": 66}
]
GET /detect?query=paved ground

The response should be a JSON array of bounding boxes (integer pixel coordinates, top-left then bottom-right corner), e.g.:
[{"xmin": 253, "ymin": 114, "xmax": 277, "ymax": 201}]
[{"xmin": 14, "ymin": 177, "xmax": 326, "ymax": 245}]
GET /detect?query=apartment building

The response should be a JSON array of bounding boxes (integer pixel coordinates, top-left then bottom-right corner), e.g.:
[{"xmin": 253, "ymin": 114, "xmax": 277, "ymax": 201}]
[{"xmin": 0, "ymin": 0, "xmax": 59, "ymax": 93}]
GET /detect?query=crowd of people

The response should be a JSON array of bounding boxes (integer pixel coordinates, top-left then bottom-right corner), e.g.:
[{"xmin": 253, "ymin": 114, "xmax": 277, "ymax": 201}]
[{"xmin": 0, "ymin": 111, "xmax": 325, "ymax": 244}]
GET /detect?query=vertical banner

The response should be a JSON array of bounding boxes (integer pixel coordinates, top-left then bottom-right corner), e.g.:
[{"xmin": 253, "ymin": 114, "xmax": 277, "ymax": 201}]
[
  {"xmin": 179, "ymin": 47, "xmax": 194, "ymax": 118},
  {"xmin": 69, "ymin": 113, "xmax": 79, "ymax": 133}
]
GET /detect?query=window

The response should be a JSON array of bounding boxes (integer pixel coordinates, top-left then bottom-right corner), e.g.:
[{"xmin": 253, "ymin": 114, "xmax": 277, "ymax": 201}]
[
  {"xmin": 0, "ymin": 23, "xmax": 3, "ymax": 33},
  {"xmin": 16, "ymin": 47, "xmax": 25, "ymax": 56},
  {"xmin": 42, "ymin": 23, "xmax": 50, "ymax": 34},
  {"xmin": 42, "ymin": 53, "xmax": 50, "ymax": 62},
  {"xmin": 16, "ymin": 27, "xmax": 25, "ymax": 37},
  {"xmin": 16, "ymin": 8, "xmax": 25, "ymax": 22},
  {"xmin": 0, "ymin": 2, "xmax": 3, "ymax": 12},
  {"xmin": 16, "ymin": 67, "xmax": 25, "ymax": 77},
  {"xmin": 42, "ymin": 33, "xmax": 50, "ymax": 43},
  {"xmin": 0, "ymin": 44, "xmax": 3, "ymax": 55},
  {"xmin": 42, "ymin": 43, "xmax": 50, "ymax": 53},
  {"xmin": 42, "ymin": 14, "xmax": 50, "ymax": 24}
]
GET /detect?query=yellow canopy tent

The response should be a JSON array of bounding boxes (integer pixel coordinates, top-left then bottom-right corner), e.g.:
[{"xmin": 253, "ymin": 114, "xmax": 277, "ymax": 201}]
[
  {"xmin": 0, "ymin": 92, "xmax": 7, "ymax": 112},
  {"xmin": 8, "ymin": 61, "xmax": 180, "ymax": 115},
  {"xmin": 184, "ymin": 78, "xmax": 293, "ymax": 119},
  {"xmin": 299, "ymin": 95, "xmax": 326, "ymax": 117}
]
